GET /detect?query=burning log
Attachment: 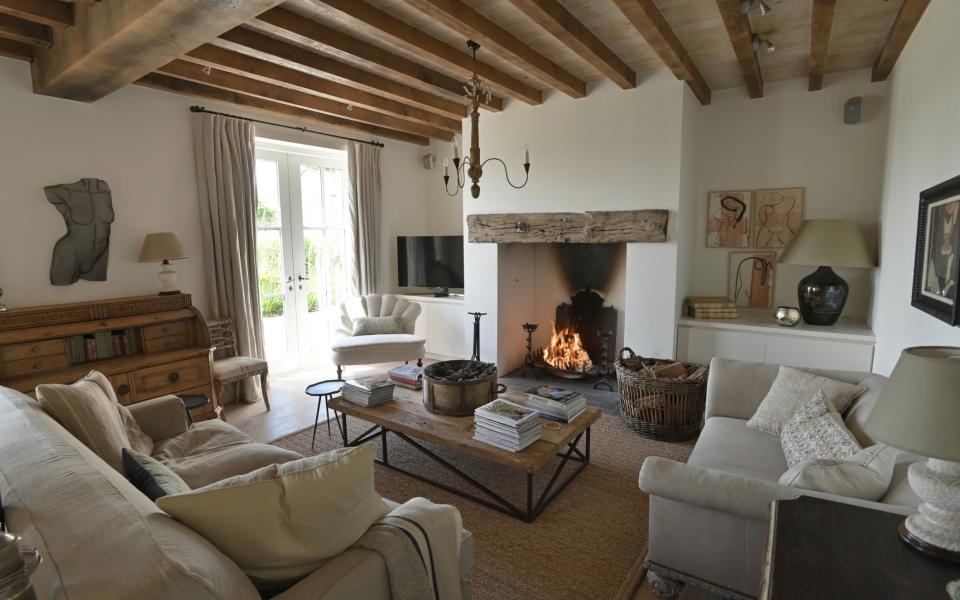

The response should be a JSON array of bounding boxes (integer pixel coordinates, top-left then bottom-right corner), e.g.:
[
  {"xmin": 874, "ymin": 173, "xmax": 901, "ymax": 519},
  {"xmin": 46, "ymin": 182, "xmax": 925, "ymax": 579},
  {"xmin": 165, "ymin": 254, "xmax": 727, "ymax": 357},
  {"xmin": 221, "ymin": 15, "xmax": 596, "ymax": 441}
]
[{"xmin": 542, "ymin": 322, "xmax": 594, "ymax": 373}]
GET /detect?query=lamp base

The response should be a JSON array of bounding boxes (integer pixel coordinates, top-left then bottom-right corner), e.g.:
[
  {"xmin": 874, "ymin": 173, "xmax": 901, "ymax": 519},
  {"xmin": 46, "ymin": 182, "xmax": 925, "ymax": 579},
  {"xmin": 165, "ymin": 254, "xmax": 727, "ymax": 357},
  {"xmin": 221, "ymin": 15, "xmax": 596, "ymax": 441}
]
[
  {"xmin": 797, "ymin": 266, "xmax": 848, "ymax": 326},
  {"xmin": 899, "ymin": 459, "xmax": 960, "ymax": 562},
  {"xmin": 157, "ymin": 260, "xmax": 180, "ymax": 296}
]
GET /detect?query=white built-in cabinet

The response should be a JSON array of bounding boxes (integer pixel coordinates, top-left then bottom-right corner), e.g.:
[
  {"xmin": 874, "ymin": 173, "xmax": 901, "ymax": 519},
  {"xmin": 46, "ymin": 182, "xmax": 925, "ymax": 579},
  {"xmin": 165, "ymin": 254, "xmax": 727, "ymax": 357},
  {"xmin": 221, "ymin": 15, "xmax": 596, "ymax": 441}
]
[
  {"xmin": 677, "ymin": 310, "xmax": 875, "ymax": 372},
  {"xmin": 400, "ymin": 294, "xmax": 469, "ymax": 360}
]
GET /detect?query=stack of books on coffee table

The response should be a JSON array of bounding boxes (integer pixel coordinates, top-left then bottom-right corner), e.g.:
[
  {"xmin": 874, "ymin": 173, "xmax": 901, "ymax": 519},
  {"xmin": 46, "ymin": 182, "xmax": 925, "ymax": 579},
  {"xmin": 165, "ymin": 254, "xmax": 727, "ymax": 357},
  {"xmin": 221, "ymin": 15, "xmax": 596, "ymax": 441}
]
[
  {"xmin": 342, "ymin": 378, "xmax": 395, "ymax": 407},
  {"xmin": 473, "ymin": 399, "xmax": 542, "ymax": 453},
  {"xmin": 387, "ymin": 364, "xmax": 423, "ymax": 390},
  {"xmin": 684, "ymin": 296, "xmax": 738, "ymax": 319},
  {"xmin": 520, "ymin": 385, "xmax": 587, "ymax": 423}
]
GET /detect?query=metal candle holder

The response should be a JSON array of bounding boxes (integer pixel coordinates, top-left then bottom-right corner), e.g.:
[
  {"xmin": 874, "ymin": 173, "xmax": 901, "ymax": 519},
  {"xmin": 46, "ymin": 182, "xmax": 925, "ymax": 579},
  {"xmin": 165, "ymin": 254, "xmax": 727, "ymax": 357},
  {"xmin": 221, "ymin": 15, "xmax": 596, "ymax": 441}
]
[
  {"xmin": 592, "ymin": 329, "xmax": 615, "ymax": 391},
  {"xmin": 468, "ymin": 312, "xmax": 487, "ymax": 361},
  {"xmin": 521, "ymin": 322, "xmax": 539, "ymax": 378}
]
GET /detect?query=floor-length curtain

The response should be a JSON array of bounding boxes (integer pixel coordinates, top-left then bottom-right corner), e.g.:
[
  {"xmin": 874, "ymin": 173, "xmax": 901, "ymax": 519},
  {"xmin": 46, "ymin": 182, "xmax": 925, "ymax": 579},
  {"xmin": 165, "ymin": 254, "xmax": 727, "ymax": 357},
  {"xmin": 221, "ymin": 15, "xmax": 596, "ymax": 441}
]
[
  {"xmin": 193, "ymin": 113, "xmax": 264, "ymax": 403},
  {"xmin": 347, "ymin": 141, "xmax": 382, "ymax": 295}
]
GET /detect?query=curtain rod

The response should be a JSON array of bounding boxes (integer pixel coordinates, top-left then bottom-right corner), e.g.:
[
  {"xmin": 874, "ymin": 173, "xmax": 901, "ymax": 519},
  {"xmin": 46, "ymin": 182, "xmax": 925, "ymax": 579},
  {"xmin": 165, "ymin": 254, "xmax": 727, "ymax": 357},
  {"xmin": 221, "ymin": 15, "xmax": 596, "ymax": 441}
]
[{"xmin": 189, "ymin": 106, "xmax": 385, "ymax": 148}]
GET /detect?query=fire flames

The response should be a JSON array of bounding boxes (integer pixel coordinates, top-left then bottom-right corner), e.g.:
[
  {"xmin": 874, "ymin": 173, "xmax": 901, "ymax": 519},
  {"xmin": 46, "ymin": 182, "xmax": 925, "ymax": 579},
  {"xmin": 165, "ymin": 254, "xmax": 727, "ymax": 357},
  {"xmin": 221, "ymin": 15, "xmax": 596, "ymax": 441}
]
[{"xmin": 542, "ymin": 323, "xmax": 593, "ymax": 372}]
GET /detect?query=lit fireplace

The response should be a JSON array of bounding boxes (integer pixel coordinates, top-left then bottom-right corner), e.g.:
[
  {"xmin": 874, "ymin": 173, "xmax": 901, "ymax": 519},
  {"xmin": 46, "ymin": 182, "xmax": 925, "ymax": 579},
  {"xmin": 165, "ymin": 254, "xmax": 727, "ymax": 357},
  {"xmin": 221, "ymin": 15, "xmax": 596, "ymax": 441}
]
[{"xmin": 543, "ymin": 323, "xmax": 593, "ymax": 372}]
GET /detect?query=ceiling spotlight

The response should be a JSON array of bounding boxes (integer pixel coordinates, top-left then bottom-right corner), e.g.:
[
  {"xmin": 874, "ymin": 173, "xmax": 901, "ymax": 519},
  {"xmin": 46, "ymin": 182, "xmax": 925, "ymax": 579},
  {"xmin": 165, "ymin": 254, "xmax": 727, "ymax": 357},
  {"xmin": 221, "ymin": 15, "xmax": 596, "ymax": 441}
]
[
  {"xmin": 759, "ymin": 1, "xmax": 772, "ymax": 16},
  {"xmin": 201, "ymin": 65, "xmax": 212, "ymax": 76},
  {"xmin": 741, "ymin": 0, "xmax": 772, "ymax": 15},
  {"xmin": 752, "ymin": 33, "xmax": 776, "ymax": 54}
]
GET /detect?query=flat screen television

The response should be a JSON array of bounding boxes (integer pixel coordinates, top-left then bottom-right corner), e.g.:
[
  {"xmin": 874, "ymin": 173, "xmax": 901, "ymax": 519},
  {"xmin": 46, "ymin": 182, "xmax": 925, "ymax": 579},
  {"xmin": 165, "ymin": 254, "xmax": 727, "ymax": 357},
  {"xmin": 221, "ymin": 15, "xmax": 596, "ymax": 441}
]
[{"xmin": 397, "ymin": 235, "xmax": 464, "ymax": 295}]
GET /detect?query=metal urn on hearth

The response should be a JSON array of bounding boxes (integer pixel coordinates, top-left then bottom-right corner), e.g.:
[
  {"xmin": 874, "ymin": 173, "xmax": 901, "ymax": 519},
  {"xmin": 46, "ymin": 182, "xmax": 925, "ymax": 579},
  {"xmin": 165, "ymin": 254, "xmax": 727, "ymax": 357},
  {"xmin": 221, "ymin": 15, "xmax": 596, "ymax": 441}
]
[{"xmin": 422, "ymin": 360, "xmax": 505, "ymax": 417}]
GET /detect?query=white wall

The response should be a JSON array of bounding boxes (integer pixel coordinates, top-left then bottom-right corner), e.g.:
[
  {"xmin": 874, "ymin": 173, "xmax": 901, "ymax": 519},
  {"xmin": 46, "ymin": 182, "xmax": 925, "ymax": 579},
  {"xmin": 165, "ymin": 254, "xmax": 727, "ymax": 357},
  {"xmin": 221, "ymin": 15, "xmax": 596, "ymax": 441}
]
[
  {"xmin": 0, "ymin": 57, "xmax": 435, "ymax": 315},
  {"xmin": 463, "ymin": 72, "xmax": 686, "ymax": 370},
  {"xmin": 872, "ymin": 0, "xmax": 960, "ymax": 373},
  {"xmin": 687, "ymin": 69, "xmax": 889, "ymax": 320}
]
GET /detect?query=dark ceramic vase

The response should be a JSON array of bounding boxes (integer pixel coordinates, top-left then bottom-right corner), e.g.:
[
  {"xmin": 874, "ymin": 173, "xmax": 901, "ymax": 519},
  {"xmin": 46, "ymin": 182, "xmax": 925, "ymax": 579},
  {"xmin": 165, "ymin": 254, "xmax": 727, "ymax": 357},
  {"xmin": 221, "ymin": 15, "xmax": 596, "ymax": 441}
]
[{"xmin": 797, "ymin": 266, "xmax": 848, "ymax": 326}]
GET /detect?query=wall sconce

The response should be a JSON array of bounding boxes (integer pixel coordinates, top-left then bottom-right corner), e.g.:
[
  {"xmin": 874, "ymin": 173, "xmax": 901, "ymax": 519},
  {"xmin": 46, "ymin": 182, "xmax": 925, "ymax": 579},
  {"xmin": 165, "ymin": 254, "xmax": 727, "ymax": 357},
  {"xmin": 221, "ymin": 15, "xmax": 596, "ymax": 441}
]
[{"xmin": 752, "ymin": 34, "xmax": 776, "ymax": 54}]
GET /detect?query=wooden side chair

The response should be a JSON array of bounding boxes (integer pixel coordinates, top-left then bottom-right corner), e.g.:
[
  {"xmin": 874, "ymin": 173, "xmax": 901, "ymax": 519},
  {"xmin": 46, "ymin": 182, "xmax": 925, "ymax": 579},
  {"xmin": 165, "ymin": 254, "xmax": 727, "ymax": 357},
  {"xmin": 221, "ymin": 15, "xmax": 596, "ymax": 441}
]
[{"xmin": 207, "ymin": 319, "xmax": 271, "ymax": 411}]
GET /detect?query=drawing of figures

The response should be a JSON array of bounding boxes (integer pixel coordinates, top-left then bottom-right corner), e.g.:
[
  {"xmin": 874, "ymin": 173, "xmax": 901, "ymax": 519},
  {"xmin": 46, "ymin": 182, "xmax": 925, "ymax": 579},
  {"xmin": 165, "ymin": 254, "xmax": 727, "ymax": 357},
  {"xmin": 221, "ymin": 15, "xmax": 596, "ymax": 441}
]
[
  {"xmin": 729, "ymin": 252, "xmax": 776, "ymax": 308},
  {"xmin": 923, "ymin": 196, "xmax": 960, "ymax": 303},
  {"xmin": 754, "ymin": 188, "xmax": 804, "ymax": 248},
  {"xmin": 706, "ymin": 191, "xmax": 751, "ymax": 248}
]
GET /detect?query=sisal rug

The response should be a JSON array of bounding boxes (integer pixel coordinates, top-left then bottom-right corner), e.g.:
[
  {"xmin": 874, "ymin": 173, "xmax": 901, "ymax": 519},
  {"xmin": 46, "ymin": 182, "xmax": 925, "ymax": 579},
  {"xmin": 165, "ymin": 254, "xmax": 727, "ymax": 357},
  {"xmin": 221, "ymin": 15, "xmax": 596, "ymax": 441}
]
[{"xmin": 274, "ymin": 414, "xmax": 693, "ymax": 600}]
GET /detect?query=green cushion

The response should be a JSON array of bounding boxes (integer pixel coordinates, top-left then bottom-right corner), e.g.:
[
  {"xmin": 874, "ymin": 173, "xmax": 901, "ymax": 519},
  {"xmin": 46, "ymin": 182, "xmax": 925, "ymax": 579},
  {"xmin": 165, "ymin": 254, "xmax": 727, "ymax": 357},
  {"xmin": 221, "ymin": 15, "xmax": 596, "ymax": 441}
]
[
  {"xmin": 352, "ymin": 316, "xmax": 403, "ymax": 336},
  {"xmin": 123, "ymin": 448, "xmax": 190, "ymax": 501}
]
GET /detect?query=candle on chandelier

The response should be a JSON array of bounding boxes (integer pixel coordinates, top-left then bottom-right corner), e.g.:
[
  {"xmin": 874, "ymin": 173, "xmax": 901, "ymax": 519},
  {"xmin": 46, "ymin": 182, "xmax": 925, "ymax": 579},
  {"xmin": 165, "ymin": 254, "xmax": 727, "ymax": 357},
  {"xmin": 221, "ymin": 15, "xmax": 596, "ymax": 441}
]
[
  {"xmin": 524, "ymin": 144, "xmax": 530, "ymax": 164},
  {"xmin": 443, "ymin": 158, "xmax": 449, "ymax": 176},
  {"xmin": 452, "ymin": 142, "xmax": 460, "ymax": 161}
]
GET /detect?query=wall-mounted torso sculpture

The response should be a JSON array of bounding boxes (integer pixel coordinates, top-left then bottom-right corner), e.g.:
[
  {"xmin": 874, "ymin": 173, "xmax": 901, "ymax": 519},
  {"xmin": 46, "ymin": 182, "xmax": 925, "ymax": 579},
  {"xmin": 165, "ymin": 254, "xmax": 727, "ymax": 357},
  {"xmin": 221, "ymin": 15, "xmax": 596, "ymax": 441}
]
[{"xmin": 44, "ymin": 178, "xmax": 114, "ymax": 285}]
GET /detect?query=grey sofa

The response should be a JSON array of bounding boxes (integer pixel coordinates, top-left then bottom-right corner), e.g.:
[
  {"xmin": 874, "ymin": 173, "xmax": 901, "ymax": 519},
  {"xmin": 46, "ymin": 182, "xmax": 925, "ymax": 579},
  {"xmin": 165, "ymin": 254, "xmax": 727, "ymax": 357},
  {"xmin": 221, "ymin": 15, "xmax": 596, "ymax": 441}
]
[
  {"xmin": 0, "ymin": 387, "xmax": 473, "ymax": 599},
  {"xmin": 639, "ymin": 358, "xmax": 920, "ymax": 600}
]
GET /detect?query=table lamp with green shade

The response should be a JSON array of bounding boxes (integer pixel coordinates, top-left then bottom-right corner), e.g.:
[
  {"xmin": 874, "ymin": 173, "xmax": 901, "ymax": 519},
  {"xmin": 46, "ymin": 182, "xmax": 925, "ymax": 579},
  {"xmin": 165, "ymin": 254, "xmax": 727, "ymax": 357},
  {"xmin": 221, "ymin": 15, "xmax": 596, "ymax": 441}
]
[
  {"xmin": 778, "ymin": 219, "xmax": 875, "ymax": 326},
  {"xmin": 865, "ymin": 346, "xmax": 960, "ymax": 562}
]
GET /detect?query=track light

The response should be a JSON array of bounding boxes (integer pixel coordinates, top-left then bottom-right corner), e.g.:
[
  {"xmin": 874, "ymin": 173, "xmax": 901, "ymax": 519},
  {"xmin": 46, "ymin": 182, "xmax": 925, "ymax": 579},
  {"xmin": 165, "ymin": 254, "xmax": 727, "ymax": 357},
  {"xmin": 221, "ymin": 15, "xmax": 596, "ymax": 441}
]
[
  {"xmin": 752, "ymin": 34, "xmax": 776, "ymax": 54},
  {"xmin": 759, "ymin": 1, "xmax": 771, "ymax": 15},
  {"xmin": 741, "ymin": 0, "xmax": 772, "ymax": 15}
]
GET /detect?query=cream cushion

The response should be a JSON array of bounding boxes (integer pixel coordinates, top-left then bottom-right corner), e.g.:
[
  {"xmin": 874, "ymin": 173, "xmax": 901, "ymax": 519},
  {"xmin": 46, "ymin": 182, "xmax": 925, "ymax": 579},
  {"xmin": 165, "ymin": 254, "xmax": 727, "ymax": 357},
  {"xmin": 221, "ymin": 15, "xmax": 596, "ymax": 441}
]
[
  {"xmin": 779, "ymin": 391, "xmax": 862, "ymax": 467},
  {"xmin": 746, "ymin": 366, "xmax": 865, "ymax": 435},
  {"xmin": 36, "ymin": 370, "xmax": 131, "ymax": 472},
  {"xmin": 779, "ymin": 444, "xmax": 898, "ymax": 501},
  {"xmin": 158, "ymin": 443, "xmax": 389, "ymax": 584},
  {"xmin": 213, "ymin": 355, "xmax": 268, "ymax": 380}
]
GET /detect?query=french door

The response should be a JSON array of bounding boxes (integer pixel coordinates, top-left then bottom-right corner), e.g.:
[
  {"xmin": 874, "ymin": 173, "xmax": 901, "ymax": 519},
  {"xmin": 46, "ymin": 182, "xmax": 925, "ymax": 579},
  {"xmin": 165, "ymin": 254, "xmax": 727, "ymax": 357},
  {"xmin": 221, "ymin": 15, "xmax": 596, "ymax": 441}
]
[{"xmin": 254, "ymin": 141, "xmax": 350, "ymax": 374}]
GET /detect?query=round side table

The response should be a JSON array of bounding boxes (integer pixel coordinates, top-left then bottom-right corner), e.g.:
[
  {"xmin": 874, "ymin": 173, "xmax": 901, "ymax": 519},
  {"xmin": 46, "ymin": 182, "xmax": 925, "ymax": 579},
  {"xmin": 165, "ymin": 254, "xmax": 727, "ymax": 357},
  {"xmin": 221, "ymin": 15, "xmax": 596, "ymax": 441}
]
[{"xmin": 305, "ymin": 379, "xmax": 346, "ymax": 449}]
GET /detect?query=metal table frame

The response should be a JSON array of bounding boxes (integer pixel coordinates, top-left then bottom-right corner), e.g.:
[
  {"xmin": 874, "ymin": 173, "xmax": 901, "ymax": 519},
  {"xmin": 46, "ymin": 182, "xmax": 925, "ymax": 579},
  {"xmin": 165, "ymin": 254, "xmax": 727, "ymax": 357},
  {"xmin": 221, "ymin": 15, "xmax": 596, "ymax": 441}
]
[{"xmin": 330, "ymin": 410, "xmax": 591, "ymax": 523}]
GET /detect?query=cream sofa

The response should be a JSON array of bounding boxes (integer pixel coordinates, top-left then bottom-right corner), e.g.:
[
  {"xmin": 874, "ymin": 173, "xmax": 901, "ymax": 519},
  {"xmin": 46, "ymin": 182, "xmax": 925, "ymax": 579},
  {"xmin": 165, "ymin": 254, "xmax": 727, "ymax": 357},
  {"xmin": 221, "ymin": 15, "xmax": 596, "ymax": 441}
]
[
  {"xmin": 331, "ymin": 294, "xmax": 425, "ymax": 379},
  {"xmin": 0, "ymin": 387, "xmax": 473, "ymax": 599},
  {"xmin": 639, "ymin": 358, "xmax": 920, "ymax": 600}
]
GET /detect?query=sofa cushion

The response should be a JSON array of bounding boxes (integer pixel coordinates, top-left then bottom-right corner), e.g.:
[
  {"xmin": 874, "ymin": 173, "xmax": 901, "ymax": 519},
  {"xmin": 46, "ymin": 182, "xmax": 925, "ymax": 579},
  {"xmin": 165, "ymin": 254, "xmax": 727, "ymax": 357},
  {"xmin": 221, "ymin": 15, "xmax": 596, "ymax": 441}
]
[
  {"xmin": 746, "ymin": 366, "xmax": 865, "ymax": 435},
  {"xmin": 119, "ymin": 403, "xmax": 155, "ymax": 455},
  {"xmin": 36, "ymin": 370, "xmax": 130, "ymax": 473},
  {"xmin": 352, "ymin": 316, "xmax": 404, "ymax": 336},
  {"xmin": 842, "ymin": 374, "xmax": 890, "ymax": 447},
  {"xmin": 780, "ymin": 391, "xmax": 862, "ymax": 467},
  {"xmin": 331, "ymin": 333, "xmax": 425, "ymax": 352},
  {"xmin": 123, "ymin": 448, "xmax": 190, "ymax": 501},
  {"xmin": 778, "ymin": 444, "xmax": 897, "ymax": 501},
  {"xmin": 158, "ymin": 444, "xmax": 390, "ymax": 585},
  {"xmin": 152, "ymin": 419, "xmax": 301, "ymax": 488},
  {"xmin": 689, "ymin": 417, "xmax": 787, "ymax": 482}
]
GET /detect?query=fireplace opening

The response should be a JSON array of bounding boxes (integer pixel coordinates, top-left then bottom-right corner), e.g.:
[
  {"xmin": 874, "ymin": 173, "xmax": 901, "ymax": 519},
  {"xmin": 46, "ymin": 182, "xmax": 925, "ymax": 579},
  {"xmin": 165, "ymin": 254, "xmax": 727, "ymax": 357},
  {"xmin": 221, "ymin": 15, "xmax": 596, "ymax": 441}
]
[{"xmin": 532, "ymin": 287, "xmax": 617, "ymax": 379}]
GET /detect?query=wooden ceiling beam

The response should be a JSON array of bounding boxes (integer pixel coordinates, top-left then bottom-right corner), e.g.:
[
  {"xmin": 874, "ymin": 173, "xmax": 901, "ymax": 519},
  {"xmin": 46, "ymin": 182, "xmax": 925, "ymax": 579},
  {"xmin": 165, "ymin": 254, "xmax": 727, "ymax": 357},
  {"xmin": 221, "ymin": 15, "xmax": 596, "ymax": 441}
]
[
  {"xmin": 808, "ymin": 0, "xmax": 836, "ymax": 91},
  {"xmin": 183, "ymin": 44, "xmax": 461, "ymax": 133},
  {"xmin": 0, "ymin": 0, "xmax": 72, "ymax": 29},
  {"xmin": 0, "ymin": 13, "xmax": 50, "ymax": 45},
  {"xmin": 871, "ymin": 0, "xmax": 930, "ymax": 82},
  {"xmin": 217, "ymin": 27, "xmax": 466, "ymax": 120},
  {"xmin": 403, "ymin": 0, "xmax": 586, "ymax": 98},
  {"xmin": 613, "ymin": 0, "xmax": 711, "ymax": 104},
  {"xmin": 254, "ymin": 7, "xmax": 503, "ymax": 112},
  {"xmin": 31, "ymin": 0, "xmax": 285, "ymax": 102},
  {"xmin": 157, "ymin": 59, "xmax": 453, "ymax": 141},
  {"xmin": 137, "ymin": 72, "xmax": 429, "ymax": 146},
  {"xmin": 0, "ymin": 36, "xmax": 31, "ymax": 61},
  {"xmin": 715, "ymin": 0, "xmax": 763, "ymax": 98},
  {"xmin": 505, "ymin": 0, "xmax": 634, "ymax": 89},
  {"xmin": 311, "ymin": 0, "xmax": 541, "ymax": 106}
]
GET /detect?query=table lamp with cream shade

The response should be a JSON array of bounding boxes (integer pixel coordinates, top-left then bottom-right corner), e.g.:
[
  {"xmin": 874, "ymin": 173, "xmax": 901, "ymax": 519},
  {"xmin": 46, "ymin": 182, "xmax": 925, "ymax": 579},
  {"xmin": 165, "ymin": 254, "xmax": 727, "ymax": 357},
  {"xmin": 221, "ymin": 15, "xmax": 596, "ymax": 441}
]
[
  {"xmin": 865, "ymin": 346, "xmax": 960, "ymax": 562},
  {"xmin": 139, "ymin": 232, "xmax": 188, "ymax": 295},
  {"xmin": 778, "ymin": 219, "xmax": 875, "ymax": 325}
]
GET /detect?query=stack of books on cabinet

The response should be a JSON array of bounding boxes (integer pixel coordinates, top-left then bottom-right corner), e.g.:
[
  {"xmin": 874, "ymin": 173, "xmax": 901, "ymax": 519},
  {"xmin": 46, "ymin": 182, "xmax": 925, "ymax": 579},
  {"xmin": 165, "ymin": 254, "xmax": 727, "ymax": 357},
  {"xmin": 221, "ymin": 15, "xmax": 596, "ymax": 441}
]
[
  {"xmin": 473, "ymin": 399, "xmax": 541, "ymax": 453},
  {"xmin": 387, "ymin": 365, "xmax": 423, "ymax": 390},
  {"xmin": 518, "ymin": 385, "xmax": 586, "ymax": 423},
  {"xmin": 685, "ymin": 296, "xmax": 738, "ymax": 319},
  {"xmin": 342, "ymin": 378, "xmax": 395, "ymax": 406}
]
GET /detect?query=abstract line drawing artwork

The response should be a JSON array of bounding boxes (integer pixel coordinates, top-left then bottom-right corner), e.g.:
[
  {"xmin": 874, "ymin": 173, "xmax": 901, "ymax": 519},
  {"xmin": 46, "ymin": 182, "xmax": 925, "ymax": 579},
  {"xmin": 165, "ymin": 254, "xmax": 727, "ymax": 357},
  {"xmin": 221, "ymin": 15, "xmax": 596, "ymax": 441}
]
[
  {"xmin": 706, "ymin": 191, "xmax": 751, "ymax": 248},
  {"xmin": 728, "ymin": 252, "xmax": 776, "ymax": 309},
  {"xmin": 754, "ymin": 188, "xmax": 804, "ymax": 248}
]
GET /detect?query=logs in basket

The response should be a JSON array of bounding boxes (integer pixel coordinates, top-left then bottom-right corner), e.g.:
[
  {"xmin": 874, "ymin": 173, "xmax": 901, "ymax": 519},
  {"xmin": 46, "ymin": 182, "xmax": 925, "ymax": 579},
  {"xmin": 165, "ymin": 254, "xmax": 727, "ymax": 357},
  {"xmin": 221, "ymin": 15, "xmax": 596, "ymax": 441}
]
[{"xmin": 614, "ymin": 348, "xmax": 709, "ymax": 441}]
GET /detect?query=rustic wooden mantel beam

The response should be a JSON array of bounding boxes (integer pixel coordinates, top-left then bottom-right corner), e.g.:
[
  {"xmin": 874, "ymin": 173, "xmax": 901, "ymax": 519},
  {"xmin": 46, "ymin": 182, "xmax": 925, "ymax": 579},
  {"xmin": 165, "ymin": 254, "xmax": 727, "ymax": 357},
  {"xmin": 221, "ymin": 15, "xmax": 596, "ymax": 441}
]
[{"xmin": 467, "ymin": 210, "xmax": 669, "ymax": 243}]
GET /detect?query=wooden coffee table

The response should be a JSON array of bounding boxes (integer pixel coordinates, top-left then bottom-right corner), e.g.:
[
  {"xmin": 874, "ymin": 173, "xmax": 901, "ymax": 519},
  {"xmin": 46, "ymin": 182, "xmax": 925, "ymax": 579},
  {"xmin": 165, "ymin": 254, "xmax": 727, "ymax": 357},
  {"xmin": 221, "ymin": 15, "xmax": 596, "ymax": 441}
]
[{"xmin": 327, "ymin": 387, "xmax": 601, "ymax": 522}]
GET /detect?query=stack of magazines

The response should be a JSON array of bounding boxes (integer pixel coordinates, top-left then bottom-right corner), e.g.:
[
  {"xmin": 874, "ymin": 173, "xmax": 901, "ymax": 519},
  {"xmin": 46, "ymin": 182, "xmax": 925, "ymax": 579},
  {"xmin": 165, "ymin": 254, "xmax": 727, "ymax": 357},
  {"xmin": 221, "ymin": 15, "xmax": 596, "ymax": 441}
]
[
  {"xmin": 473, "ymin": 399, "xmax": 541, "ymax": 453},
  {"xmin": 518, "ymin": 385, "xmax": 586, "ymax": 423},
  {"xmin": 387, "ymin": 364, "xmax": 423, "ymax": 390},
  {"xmin": 342, "ymin": 378, "xmax": 395, "ymax": 406}
]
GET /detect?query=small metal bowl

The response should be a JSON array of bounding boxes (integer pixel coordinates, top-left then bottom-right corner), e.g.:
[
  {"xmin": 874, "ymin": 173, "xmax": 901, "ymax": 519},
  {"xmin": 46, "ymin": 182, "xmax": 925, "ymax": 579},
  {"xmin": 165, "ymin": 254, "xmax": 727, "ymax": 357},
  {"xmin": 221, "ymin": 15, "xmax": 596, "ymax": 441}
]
[{"xmin": 775, "ymin": 306, "xmax": 802, "ymax": 327}]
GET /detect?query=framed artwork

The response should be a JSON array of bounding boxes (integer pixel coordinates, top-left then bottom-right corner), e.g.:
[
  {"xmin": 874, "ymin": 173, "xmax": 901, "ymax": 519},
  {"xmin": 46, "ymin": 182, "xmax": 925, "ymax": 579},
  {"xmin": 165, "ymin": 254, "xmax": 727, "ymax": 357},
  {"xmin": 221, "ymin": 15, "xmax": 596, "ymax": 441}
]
[
  {"xmin": 753, "ymin": 188, "xmax": 804, "ymax": 248},
  {"xmin": 729, "ymin": 252, "xmax": 776, "ymax": 309},
  {"xmin": 912, "ymin": 174, "xmax": 960, "ymax": 325},
  {"xmin": 706, "ymin": 191, "xmax": 751, "ymax": 248}
]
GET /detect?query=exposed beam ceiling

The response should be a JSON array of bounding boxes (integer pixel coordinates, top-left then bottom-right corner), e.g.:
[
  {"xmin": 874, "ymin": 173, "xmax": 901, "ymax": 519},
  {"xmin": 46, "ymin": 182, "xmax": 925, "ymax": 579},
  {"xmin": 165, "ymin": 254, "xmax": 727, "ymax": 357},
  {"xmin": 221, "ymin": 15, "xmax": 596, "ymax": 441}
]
[
  {"xmin": 182, "ymin": 43, "xmax": 461, "ymax": 132},
  {"xmin": 309, "ymin": 0, "xmax": 541, "ymax": 106},
  {"xmin": 871, "ymin": 0, "xmax": 930, "ymax": 82},
  {"xmin": 137, "ymin": 72, "xmax": 429, "ymax": 146},
  {"xmin": 504, "ymin": 0, "xmax": 635, "ymax": 90},
  {"xmin": 31, "ymin": 0, "xmax": 285, "ymax": 102},
  {"xmin": 613, "ymin": 0, "xmax": 710, "ymax": 105},
  {"xmin": 403, "ymin": 0, "xmax": 587, "ymax": 98},
  {"xmin": 0, "ymin": 0, "xmax": 73, "ymax": 29},
  {"xmin": 0, "ymin": 36, "xmax": 31, "ymax": 61},
  {"xmin": 157, "ymin": 59, "xmax": 454, "ymax": 141},
  {"xmin": 0, "ymin": 13, "xmax": 50, "ymax": 45},
  {"xmin": 254, "ymin": 6, "xmax": 503, "ymax": 112},
  {"xmin": 715, "ymin": 0, "xmax": 763, "ymax": 98},
  {"xmin": 808, "ymin": 0, "xmax": 836, "ymax": 92}
]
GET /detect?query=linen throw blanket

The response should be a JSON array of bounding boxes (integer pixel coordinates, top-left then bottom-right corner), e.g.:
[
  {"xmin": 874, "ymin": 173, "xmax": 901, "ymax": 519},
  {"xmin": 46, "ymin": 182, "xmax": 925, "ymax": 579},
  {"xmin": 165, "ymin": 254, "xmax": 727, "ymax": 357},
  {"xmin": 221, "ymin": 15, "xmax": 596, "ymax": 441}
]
[{"xmin": 353, "ymin": 497, "xmax": 463, "ymax": 600}]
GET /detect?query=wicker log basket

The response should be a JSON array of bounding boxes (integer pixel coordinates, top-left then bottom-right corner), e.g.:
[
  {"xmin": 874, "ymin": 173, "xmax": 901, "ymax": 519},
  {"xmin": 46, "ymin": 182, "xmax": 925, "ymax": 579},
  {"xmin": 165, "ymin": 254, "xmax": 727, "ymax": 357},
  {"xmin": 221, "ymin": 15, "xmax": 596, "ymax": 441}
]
[{"xmin": 615, "ymin": 348, "xmax": 709, "ymax": 441}]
